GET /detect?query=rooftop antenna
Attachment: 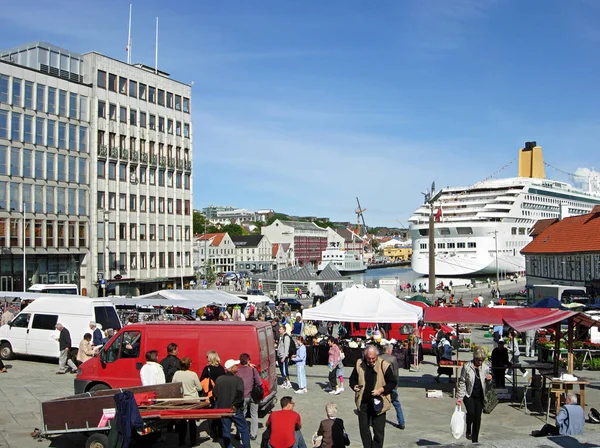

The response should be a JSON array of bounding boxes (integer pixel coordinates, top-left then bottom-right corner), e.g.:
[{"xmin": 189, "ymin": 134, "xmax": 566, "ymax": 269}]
[
  {"xmin": 155, "ymin": 16, "xmax": 159, "ymax": 74},
  {"xmin": 126, "ymin": 3, "xmax": 132, "ymax": 64}
]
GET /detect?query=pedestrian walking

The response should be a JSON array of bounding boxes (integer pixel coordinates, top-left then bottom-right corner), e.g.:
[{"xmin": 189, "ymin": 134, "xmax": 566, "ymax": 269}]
[
  {"xmin": 55, "ymin": 323, "xmax": 77, "ymax": 374},
  {"xmin": 277, "ymin": 326, "xmax": 293, "ymax": 389},
  {"xmin": 456, "ymin": 346, "xmax": 493, "ymax": 443},
  {"xmin": 380, "ymin": 343, "xmax": 405, "ymax": 429},
  {"xmin": 140, "ymin": 350, "xmax": 166, "ymax": 385},
  {"xmin": 349, "ymin": 345, "xmax": 397, "ymax": 448},
  {"xmin": 325, "ymin": 337, "xmax": 343, "ymax": 394},
  {"xmin": 507, "ymin": 330, "xmax": 528, "ymax": 378},
  {"xmin": 491, "ymin": 341, "xmax": 510, "ymax": 388},
  {"xmin": 525, "ymin": 328, "xmax": 536, "ymax": 357},
  {"xmin": 237, "ymin": 353, "xmax": 262, "ymax": 440},
  {"xmin": 172, "ymin": 357, "xmax": 203, "ymax": 446},
  {"xmin": 213, "ymin": 359, "xmax": 250, "ymax": 448},
  {"xmin": 292, "ymin": 336, "xmax": 307, "ymax": 394},
  {"xmin": 159, "ymin": 342, "xmax": 181, "ymax": 383}
]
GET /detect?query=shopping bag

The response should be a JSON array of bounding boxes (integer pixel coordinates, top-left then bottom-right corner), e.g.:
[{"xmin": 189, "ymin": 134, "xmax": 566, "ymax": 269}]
[{"xmin": 450, "ymin": 405, "xmax": 465, "ymax": 439}]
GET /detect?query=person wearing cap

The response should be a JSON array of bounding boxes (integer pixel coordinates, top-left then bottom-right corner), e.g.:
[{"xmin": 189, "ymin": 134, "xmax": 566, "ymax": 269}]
[
  {"xmin": 213, "ymin": 359, "xmax": 250, "ymax": 448},
  {"xmin": 89, "ymin": 322, "xmax": 103, "ymax": 347}
]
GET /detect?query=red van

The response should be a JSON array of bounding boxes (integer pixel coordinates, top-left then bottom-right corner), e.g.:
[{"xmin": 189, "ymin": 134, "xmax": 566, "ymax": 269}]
[{"xmin": 74, "ymin": 321, "xmax": 277, "ymax": 409}]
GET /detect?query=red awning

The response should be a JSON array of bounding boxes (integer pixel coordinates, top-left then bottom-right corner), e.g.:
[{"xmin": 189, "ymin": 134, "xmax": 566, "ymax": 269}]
[
  {"xmin": 423, "ymin": 307, "xmax": 576, "ymax": 326},
  {"xmin": 424, "ymin": 307, "xmax": 599, "ymax": 332}
]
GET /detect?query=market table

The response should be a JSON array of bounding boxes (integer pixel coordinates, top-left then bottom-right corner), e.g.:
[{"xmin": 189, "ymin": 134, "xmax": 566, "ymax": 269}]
[{"xmin": 541, "ymin": 373, "xmax": 590, "ymax": 422}]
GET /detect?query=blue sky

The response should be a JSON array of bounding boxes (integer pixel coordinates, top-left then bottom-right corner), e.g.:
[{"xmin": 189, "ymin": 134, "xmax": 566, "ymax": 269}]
[{"xmin": 3, "ymin": 0, "xmax": 600, "ymax": 226}]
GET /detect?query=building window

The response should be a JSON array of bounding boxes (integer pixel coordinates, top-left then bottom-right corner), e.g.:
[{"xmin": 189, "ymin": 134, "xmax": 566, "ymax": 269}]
[
  {"xmin": 129, "ymin": 80, "xmax": 137, "ymax": 97},
  {"xmin": 158, "ymin": 116, "xmax": 165, "ymax": 132},
  {"xmin": 0, "ymin": 111, "xmax": 6, "ymax": 139},
  {"xmin": 11, "ymin": 112, "xmax": 21, "ymax": 141},
  {"xmin": 36, "ymin": 84, "xmax": 45, "ymax": 111},
  {"xmin": 184, "ymin": 123, "xmax": 190, "ymax": 138},
  {"xmin": 119, "ymin": 193, "xmax": 126, "ymax": 210},
  {"xmin": 98, "ymin": 101, "xmax": 106, "ymax": 118},
  {"xmin": 119, "ymin": 76, "xmax": 127, "ymax": 94},
  {"xmin": 159, "ymin": 252, "xmax": 165, "ymax": 268},
  {"xmin": 47, "ymin": 120, "xmax": 55, "ymax": 146},
  {"xmin": 176, "ymin": 121, "xmax": 181, "ymax": 136},
  {"xmin": 184, "ymin": 200, "xmax": 190, "ymax": 215},
  {"xmin": 149, "ymin": 114, "xmax": 156, "ymax": 130},
  {"xmin": 97, "ymin": 160, "xmax": 105, "ymax": 178},
  {"xmin": 68, "ymin": 156, "xmax": 76, "ymax": 182},
  {"xmin": 150, "ymin": 224, "xmax": 156, "ymax": 241},
  {"xmin": 140, "ymin": 195, "xmax": 146, "ymax": 211},
  {"xmin": 149, "ymin": 196, "xmax": 156, "ymax": 213},
  {"xmin": 168, "ymin": 252, "xmax": 174, "ymax": 268},
  {"xmin": 97, "ymin": 191, "xmax": 105, "ymax": 209},
  {"xmin": 139, "ymin": 166, "xmax": 146, "ymax": 183},
  {"xmin": 183, "ymin": 97, "xmax": 190, "ymax": 113},
  {"xmin": 140, "ymin": 112, "xmax": 146, "ymax": 128},
  {"xmin": 148, "ymin": 86, "xmax": 156, "ymax": 103},
  {"xmin": 167, "ymin": 119, "xmax": 173, "ymax": 134},
  {"xmin": 108, "ymin": 73, "xmax": 117, "ymax": 92},
  {"xmin": 108, "ymin": 162, "xmax": 116, "ymax": 180},
  {"xmin": 58, "ymin": 90, "xmax": 67, "ymax": 116},
  {"xmin": 25, "ymin": 81, "xmax": 34, "ymax": 109},
  {"xmin": 175, "ymin": 95, "xmax": 181, "ymax": 111},
  {"xmin": 47, "ymin": 154, "xmax": 55, "ymax": 181},
  {"xmin": 109, "ymin": 103, "xmax": 116, "ymax": 121},
  {"xmin": 80, "ymin": 126, "xmax": 87, "ymax": 152},
  {"xmin": 47, "ymin": 87, "xmax": 56, "ymax": 114},
  {"xmin": 130, "ymin": 223, "xmax": 137, "ymax": 240},
  {"xmin": 140, "ymin": 224, "xmax": 146, "ymax": 241},
  {"xmin": 68, "ymin": 123, "xmax": 76, "ymax": 149},
  {"xmin": 129, "ymin": 194, "xmax": 136, "ymax": 211},
  {"xmin": 12, "ymin": 78, "xmax": 21, "ymax": 106},
  {"xmin": 0, "ymin": 75, "xmax": 8, "ymax": 103},
  {"xmin": 129, "ymin": 109, "xmax": 137, "ymax": 125},
  {"xmin": 166, "ymin": 92, "xmax": 173, "ymax": 108},
  {"xmin": 184, "ymin": 174, "xmax": 190, "ymax": 189},
  {"xmin": 139, "ymin": 83, "xmax": 147, "ymax": 100},
  {"xmin": 158, "ymin": 197, "xmax": 164, "ymax": 213},
  {"xmin": 120, "ymin": 106, "xmax": 127, "ymax": 123},
  {"xmin": 159, "ymin": 225, "xmax": 165, "ymax": 240},
  {"xmin": 58, "ymin": 122, "xmax": 66, "ymax": 149},
  {"xmin": 149, "ymin": 168, "xmax": 155, "ymax": 185},
  {"xmin": 119, "ymin": 223, "xmax": 127, "ymax": 240},
  {"xmin": 108, "ymin": 192, "xmax": 116, "ymax": 210},
  {"xmin": 24, "ymin": 115, "xmax": 33, "ymax": 143},
  {"xmin": 80, "ymin": 96, "xmax": 88, "ymax": 121},
  {"xmin": 176, "ymin": 199, "xmax": 182, "ymax": 214},
  {"xmin": 97, "ymin": 70, "xmax": 107, "ymax": 88},
  {"xmin": 167, "ymin": 198, "xmax": 173, "ymax": 214},
  {"xmin": 158, "ymin": 89, "xmax": 165, "ymax": 106}
]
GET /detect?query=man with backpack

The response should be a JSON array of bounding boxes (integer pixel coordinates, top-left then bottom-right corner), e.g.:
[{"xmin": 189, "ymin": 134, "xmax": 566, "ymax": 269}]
[{"xmin": 277, "ymin": 326, "xmax": 295, "ymax": 389}]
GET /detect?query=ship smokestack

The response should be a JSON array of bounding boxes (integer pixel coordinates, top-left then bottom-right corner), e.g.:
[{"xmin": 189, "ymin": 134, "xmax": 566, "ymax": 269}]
[{"xmin": 518, "ymin": 142, "xmax": 545, "ymax": 179}]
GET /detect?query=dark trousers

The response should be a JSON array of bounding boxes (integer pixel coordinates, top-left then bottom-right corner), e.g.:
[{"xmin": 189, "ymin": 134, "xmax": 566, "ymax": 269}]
[
  {"xmin": 222, "ymin": 409, "xmax": 250, "ymax": 448},
  {"xmin": 357, "ymin": 408, "xmax": 386, "ymax": 448},
  {"xmin": 464, "ymin": 395, "xmax": 484, "ymax": 443},
  {"xmin": 535, "ymin": 424, "xmax": 559, "ymax": 437},
  {"xmin": 279, "ymin": 358, "xmax": 289, "ymax": 380},
  {"xmin": 493, "ymin": 367, "xmax": 506, "ymax": 387},
  {"xmin": 328, "ymin": 369, "xmax": 337, "ymax": 389},
  {"xmin": 177, "ymin": 419, "xmax": 197, "ymax": 446}
]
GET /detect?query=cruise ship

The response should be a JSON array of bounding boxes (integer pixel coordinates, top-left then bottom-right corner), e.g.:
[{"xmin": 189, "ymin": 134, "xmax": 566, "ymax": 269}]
[
  {"xmin": 317, "ymin": 243, "xmax": 367, "ymax": 275},
  {"xmin": 409, "ymin": 142, "xmax": 600, "ymax": 276}
]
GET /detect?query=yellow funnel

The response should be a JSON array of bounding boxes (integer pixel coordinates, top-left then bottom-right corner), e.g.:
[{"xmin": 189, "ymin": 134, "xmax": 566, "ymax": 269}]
[{"xmin": 518, "ymin": 142, "xmax": 545, "ymax": 179}]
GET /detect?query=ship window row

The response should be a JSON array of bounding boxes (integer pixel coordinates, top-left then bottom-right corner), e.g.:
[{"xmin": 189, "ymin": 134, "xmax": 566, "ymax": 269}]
[
  {"xmin": 511, "ymin": 227, "xmax": 528, "ymax": 235},
  {"xmin": 418, "ymin": 227, "xmax": 473, "ymax": 237},
  {"xmin": 98, "ymin": 251, "xmax": 192, "ymax": 272},
  {"xmin": 421, "ymin": 242, "xmax": 476, "ymax": 249},
  {"xmin": 98, "ymin": 222, "xmax": 190, "ymax": 242},
  {"xmin": 97, "ymin": 191, "xmax": 190, "ymax": 215},
  {"xmin": 0, "ymin": 218, "xmax": 86, "ymax": 248},
  {"xmin": 97, "ymin": 161, "xmax": 190, "ymax": 189},
  {"xmin": 524, "ymin": 194, "xmax": 585, "ymax": 208},
  {"xmin": 0, "ymin": 147, "xmax": 88, "ymax": 183},
  {"xmin": 0, "ymin": 182, "xmax": 87, "ymax": 215},
  {"xmin": 97, "ymin": 101, "xmax": 190, "ymax": 137},
  {"xmin": 0, "ymin": 112, "xmax": 88, "ymax": 152},
  {"xmin": 96, "ymin": 70, "xmax": 190, "ymax": 113},
  {"xmin": 0, "ymin": 75, "xmax": 89, "ymax": 121}
]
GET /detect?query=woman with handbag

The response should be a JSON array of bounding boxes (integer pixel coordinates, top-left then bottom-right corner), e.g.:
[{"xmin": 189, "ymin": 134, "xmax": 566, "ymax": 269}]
[
  {"xmin": 456, "ymin": 346, "xmax": 493, "ymax": 443},
  {"xmin": 316, "ymin": 402, "xmax": 349, "ymax": 448},
  {"xmin": 292, "ymin": 336, "xmax": 308, "ymax": 394}
]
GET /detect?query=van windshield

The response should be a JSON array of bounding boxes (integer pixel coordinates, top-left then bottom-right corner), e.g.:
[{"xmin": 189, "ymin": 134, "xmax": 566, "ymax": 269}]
[{"xmin": 95, "ymin": 307, "xmax": 122, "ymax": 331}]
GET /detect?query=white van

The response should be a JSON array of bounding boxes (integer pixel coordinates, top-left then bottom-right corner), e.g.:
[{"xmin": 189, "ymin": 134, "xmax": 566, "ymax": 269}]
[
  {"xmin": 0, "ymin": 297, "xmax": 121, "ymax": 360},
  {"xmin": 28, "ymin": 284, "xmax": 79, "ymax": 295}
]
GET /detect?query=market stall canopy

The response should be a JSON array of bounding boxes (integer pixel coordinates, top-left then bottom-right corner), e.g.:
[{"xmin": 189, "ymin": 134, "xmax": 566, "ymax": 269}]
[
  {"xmin": 424, "ymin": 307, "xmax": 599, "ymax": 330},
  {"xmin": 530, "ymin": 298, "xmax": 564, "ymax": 309},
  {"xmin": 406, "ymin": 295, "xmax": 432, "ymax": 306},
  {"xmin": 110, "ymin": 289, "xmax": 247, "ymax": 308},
  {"xmin": 302, "ymin": 285, "xmax": 423, "ymax": 323}
]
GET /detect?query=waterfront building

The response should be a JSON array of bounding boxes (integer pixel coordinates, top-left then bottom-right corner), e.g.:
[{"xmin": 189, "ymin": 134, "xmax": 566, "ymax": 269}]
[
  {"xmin": 0, "ymin": 43, "xmax": 91, "ymax": 293},
  {"xmin": 202, "ymin": 205, "xmax": 273, "ymax": 225},
  {"xmin": 0, "ymin": 41, "xmax": 194, "ymax": 296},
  {"xmin": 521, "ymin": 206, "xmax": 600, "ymax": 295},
  {"xmin": 326, "ymin": 227, "xmax": 364, "ymax": 256},
  {"xmin": 261, "ymin": 220, "xmax": 328, "ymax": 267},
  {"xmin": 193, "ymin": 233, "xmax": 235, "ymax": 274},
  {"xmin": 231, "ymin": 234, "xmax": 272, "ymax": 272},
  {"xmin": 272, "ymin": 243, "xmax": 292, "ymax": 269}
]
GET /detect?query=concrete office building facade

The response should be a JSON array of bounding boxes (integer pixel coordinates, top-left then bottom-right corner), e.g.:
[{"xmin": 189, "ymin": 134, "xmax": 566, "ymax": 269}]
[{"xmin": 0, "ymin": 42, "xmax": 91, "ymax": 293}]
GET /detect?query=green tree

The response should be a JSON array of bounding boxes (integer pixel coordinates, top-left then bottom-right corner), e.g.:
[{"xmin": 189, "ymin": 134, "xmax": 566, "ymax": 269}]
[
  {"xmin": 250, "ymin": 221, "xmax": 263, "ymax": 234},
  {"xmin": 266, "ymin": 213, "xmax": 290, "ymax": 226},
  {"xmin": 222, "ymin": 223, "xmax": 246, "ymax": 236},
  {"xmin": 205, "ymin": 262, "xmax": 217, "ymax": 287},
  {"xmin": 193, "ymin": 211, "xmax": 208, "ymax": 235}
]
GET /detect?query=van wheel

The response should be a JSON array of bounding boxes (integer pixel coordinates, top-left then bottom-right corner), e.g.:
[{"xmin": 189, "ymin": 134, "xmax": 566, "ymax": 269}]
[
  {"xmin": 0, "ymin": 342, "xmax": 13, "ymax": 360},
  {"xmin": 85, "ymin": 433, "xmax": 109, "ymax": 448},
  {"xmin": 89, "ymin": 383, "xmax": 110, "ymax": 393}
]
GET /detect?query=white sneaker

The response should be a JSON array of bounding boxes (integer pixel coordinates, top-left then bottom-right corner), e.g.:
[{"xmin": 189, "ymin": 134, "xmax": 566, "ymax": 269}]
[
  {"xmin": 334, "ymin": 388, "xmax": 343, "ymax": 395},
  {"xmin": 295, "ymin": 389, "xmax": 305, "ymax": 394},
  {"xmin": 329, "ymin": 389, "xmax": 338, "ymax": 394},
  {"xmin": 339, "ymin": 387, "xmax": 344, "ymax": 392}
]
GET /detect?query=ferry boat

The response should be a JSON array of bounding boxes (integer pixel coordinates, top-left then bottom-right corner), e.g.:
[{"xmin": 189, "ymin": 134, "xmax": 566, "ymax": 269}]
[
  {"xmin": 317, "ymin": 243, "xmax": 367, "ymax": 275},
  {"xmin": 409, "ymin": 142, "xmax": 600, "ymax": 277}
]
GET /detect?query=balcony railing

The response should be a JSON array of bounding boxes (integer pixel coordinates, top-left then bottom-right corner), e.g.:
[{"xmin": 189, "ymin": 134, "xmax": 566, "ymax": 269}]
[
  {"xmin": 159, "ymin": 156, "xmax": 167, "ymax": 168},
  {"xmin": 120, "ymin": 147, "xmax": 128, "ymax": 159},
  {"xmin": 109, "ymin": 147, "xmax": 119, "ymax": 159},
  {"xmin": 184, "ymin": 160, "xmax": 192, "ymax": 171},
  {"xmin": 168, "ymin": 157, "xmax": 175, "ymax": 169},
  {"xmin": 130, "ymin": 149, "xmax": 138, "ymax": 162},
  {"xmin": 98, "ymin": 144, "xmax": 108, "ymax": 158},
  {"xmin": 150, "ymin": 155, "xmax": 158, "ymax": 166},
  {"xmin": 140, "ymin": 152, "xmax": 148, "ymax": 164},
  {"xmin": 176, "ymin": 159, "xmax": 184, "ymax": 170}
]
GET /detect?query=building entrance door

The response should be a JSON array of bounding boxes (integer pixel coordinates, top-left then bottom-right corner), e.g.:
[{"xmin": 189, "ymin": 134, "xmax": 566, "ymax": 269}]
[{"xmin": 0, "ymin": 276, "xmax": 14, "ymax": 291}]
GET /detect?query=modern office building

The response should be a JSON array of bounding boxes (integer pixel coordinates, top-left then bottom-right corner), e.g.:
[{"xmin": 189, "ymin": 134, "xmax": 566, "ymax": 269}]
[
  {"xmin": 0, "ymin": 42, "xmax": 195, "ymax": 296},
  {"xmin": 0, "ymin": 43, "xmax": 91, "ymax": 293},
  {"xmin": 261, "ymin": 220, "xmax": 328, "ymax": 267}
]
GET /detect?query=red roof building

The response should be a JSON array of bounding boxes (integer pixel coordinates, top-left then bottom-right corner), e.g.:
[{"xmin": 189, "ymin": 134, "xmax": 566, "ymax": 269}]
[{"xmin": 521, "ymin": 206, "xmax": 600, "ymax": 291}]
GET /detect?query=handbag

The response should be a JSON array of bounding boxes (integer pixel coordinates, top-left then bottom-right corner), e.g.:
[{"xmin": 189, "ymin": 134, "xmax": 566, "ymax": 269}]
[
  {"xmin": 312, "ymin": 431, "xmax": 323, "ymax": 448},
  {"xmin": 450, "ymin": 405, "xmax": 465, "ymax": 439},
  {"xmin": 483, "ymin": 387, "xmax": 498, "ymax": 414},
  {"xmin": 251, "ymin": 368, "xmax": 264, "ymax": 403}
]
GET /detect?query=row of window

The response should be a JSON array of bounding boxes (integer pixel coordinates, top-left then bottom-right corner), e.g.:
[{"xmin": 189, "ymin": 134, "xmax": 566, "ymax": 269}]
[
  {"xmin": 97, "ymin": 161, "xmax": 191, "ymax": 189},
  {"xmin": 97, "ymin": 191, "xmax": 191, "ymax": 215},
  {"xmin": 97, "ymin": 70, "xmax": 189, "ymax": 113},
  {"xmin": 0, "ymin": 218, "xmax": 86, "ymax": 248},
  {"xmin": 0, "ymin": 75, "xmax": 89, "ymax": 121},
  {"xmin": 0, "ymin": 182, "xmax": 87, "ymax": 215},
  {"xmin": 98, "ymin": 132, "xmax": 190, "ymax": 163},
  {"xmin": 97, "ymin": 101, "xmax": 190, "ymax": 137},
  {"xmin": 0, "ymin": 111, "xmax": 88, "ymax": 152},
  {"xmin": 0, "ymin": 146, "xmax": 87, "ymax": 182},
  {"xmin": 98, "ymin": 222, "xmax": 191, "ymax": 242},
  {"xmin": 419, "ymin": 242, "xmax": 477, "ymax": 249},
  {"xmin": 98, "ymin": 251, "xmax": 192, "ymax": 271},
  {"xmin": 511, "ymin": 227, "xmax": 529, "ymax": 235}
]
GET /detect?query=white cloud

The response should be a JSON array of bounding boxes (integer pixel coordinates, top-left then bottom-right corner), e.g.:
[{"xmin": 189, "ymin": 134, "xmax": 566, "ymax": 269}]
[{"xmin": 573, "ymin": 167, "xmax": 600, "ymax": 192}]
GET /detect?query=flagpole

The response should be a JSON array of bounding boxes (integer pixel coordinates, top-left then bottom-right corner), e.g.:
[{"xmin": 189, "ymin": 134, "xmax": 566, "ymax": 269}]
[
  {"xmin": 155, "ymin": 17, "xmax": 159, "ymax": 74},
  {"xmin": 127, "ymin": 3, "xmax": 132, "ymax": 64}
]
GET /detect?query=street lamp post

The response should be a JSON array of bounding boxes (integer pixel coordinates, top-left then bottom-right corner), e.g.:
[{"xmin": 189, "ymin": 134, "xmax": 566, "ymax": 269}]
[{"xmin": 23, "ymin": 202, "xmax": 26, "ymax": 292}]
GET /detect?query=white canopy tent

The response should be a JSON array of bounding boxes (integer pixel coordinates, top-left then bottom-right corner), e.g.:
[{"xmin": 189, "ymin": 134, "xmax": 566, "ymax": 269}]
[
  {"xmin": 110, "ymin": 289, "xmax": 247, "ymax": 309},
  {"xmin": 302, "ymin": 285, "xmax": 423, "ymax": 323}
]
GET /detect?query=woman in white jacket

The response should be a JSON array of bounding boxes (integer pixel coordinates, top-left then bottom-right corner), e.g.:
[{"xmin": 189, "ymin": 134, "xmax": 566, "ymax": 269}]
[{"xmin": 456, "ymin": 347, "xmax": 492, "ymax": 443}]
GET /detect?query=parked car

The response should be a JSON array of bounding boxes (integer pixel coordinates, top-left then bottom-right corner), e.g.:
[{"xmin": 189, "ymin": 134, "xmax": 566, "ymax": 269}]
[{"xmin": 75, "ymin": 321, "xmax": 277, "ymax": 410}]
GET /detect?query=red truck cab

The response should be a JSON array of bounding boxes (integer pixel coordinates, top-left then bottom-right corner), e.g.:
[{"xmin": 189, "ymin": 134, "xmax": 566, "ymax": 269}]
[{"xmin": 75, "ymin": 321, "xmax": 277, "ymax": 409}]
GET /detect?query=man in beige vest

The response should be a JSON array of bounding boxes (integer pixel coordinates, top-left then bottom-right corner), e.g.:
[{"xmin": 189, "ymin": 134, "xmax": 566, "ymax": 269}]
[{"xmin": 349, "ymin": 345, "xmax": 397, "ymax": 448}]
